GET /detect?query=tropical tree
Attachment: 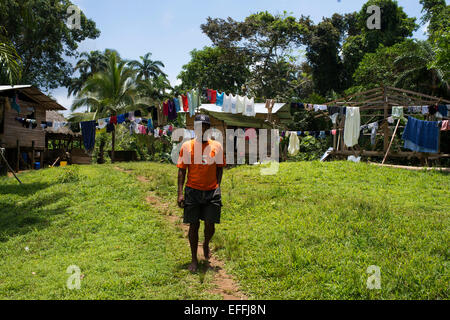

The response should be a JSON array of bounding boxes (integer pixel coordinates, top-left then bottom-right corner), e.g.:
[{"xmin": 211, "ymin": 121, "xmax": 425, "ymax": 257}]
[
  {"xmin": 394, "ymin": 40, "xmax": 449, "ymax": 95},
  {"xmin": 0, "ymin": 0, "xmax": 100, "ymax": 89},
  {"xmin": 72, "ymin": 51, "xmax": 149, "ymax": 162},
  {"xmin": 128, "ymin": 52, "xmax": 167, "ymax": 81},
  {"xmin": 0, "ymin": 27, "xmax": 22, "ymax": 85},
  {"xmin": 67, "ymin": 49, "xmax": 118, "ymax": 96}
]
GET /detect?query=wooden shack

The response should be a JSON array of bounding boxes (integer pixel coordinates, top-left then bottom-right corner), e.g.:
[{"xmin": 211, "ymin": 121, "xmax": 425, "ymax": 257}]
[{"xmin": 0, "ymin": 85, "xmax": 66, "ymax": 172}]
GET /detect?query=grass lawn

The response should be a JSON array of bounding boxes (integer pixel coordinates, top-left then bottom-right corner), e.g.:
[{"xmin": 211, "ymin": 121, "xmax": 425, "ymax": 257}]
[
  {"xmin": 115, "ymin": 161, "xmax": 449, "ymax": 300},
  {"xmin": 0, "ymin": 161, "xmax": 448, "ymax": 299},
  {"xmin": 0, "ymin": 165, "xmax": 217, "ymax": 299}
]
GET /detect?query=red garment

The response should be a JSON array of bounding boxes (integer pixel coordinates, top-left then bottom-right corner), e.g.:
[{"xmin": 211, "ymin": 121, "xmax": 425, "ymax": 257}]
[
  {"xmin": 109, "ymin": 116, "xmax": 117, "ymax": 124},
  {"xmin": 182, "ymin": 95, "xmax": 189, "ymax": 112},
  {"xmin": 163, "ymin": 101, "xmax": 169, "ymax": 116},
  {"xmin": 207, "ymin": 89, "xmax": 212, "ymax": 101},
  {"xmin": 210, "ymin": 90, "xmax": 217, "ymax": 104}
]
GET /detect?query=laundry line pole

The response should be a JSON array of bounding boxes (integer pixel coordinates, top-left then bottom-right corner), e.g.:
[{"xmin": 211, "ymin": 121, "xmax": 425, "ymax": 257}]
[
  {"xmin": 0, "ymin": 148, "xmax": 22, "ymax": 184},
  {"xmin": 382, "ymin": 119, "xmax": 401, "ymax": 165}
]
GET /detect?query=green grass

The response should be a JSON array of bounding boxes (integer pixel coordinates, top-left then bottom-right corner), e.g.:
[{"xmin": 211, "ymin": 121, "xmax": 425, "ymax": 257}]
[
  {"xmin": 1, "ymin": 161, "xmax": 449, "ymax": 299},
  {"xmin": 114, "ymin": 161, "xmax": 450, "ymax": 300},
  {"xmin": 0, "ymin": 165, "xmax": 217, "ymax": 299}
]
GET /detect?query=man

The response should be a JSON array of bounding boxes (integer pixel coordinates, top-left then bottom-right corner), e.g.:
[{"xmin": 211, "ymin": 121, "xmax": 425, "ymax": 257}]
[{"xmin": 177, "ymin": 114, "xmax": 225, "ymax": 272}]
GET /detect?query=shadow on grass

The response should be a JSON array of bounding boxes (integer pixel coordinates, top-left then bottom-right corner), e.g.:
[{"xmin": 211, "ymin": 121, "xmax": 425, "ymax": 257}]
[
  {"xmin": 0, "ymin": 182, "xmax": 52, "ymax": 197},
  {"xmin": 177, "ymin": 260, "xmax": 221, "ymax": 284},
  {"xmin": 0, "ymin": 192, "xmax": 68, "ymax": 242}
]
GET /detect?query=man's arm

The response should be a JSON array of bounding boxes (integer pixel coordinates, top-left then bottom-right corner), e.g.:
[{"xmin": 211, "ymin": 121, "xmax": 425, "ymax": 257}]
[
  {"xmin": 216, "ymin": 167, "xmax": 223, "ymax": 187},
  {"xmin": 177, "ymin": 168, "xmax": 186, "ymax": 208}
]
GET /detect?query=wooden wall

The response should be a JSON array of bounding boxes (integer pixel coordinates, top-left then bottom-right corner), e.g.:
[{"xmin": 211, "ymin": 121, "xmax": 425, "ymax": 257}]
[{"xmin": 0, "ymin": 98, "xmax": 46, "ymax": 149}]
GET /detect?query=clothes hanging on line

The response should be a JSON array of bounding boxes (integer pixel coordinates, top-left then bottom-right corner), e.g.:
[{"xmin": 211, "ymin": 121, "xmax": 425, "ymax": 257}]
[
  {"xmin": 343, "ymin": 107, "xmax": 361, "ymax": 147},
  {"xmin": 402, "ymin": 116, "xmax": 439, "ymax": 153},
  {"xmin": 80, "ymin": 121, "xmax": 96, "ymax": 152},
  {"xmin": 288, "ymin": 132, "xmax": 300, "ymax": 156}
]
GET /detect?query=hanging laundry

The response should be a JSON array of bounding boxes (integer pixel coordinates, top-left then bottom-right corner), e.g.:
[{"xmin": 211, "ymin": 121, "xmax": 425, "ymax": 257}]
[
  {"xmin": 319, "ymin": 131, "xmax": 326, "ymax": 139},
  {"xmin": 128, "ymin": 111, "xmax": 135, "ymax": 121},
  {"xmin": 163, "ymin": 101, "xmax": 169, "ymax": 116},
  {"xmin": 187, "ymin": 91, "xmax": 195, "ymax": 117},
  {"xmin": 343, "ymin": 107, "xmax": 361, "ymax": 147},
  {"xmin": 179, "ymin": 94, "xmax": 187, "ymax": 112},
  {"xmin": 392, "ymin": 106, "xmax": 404, "ymax": 119},
  {"xmin": 106, "ymin": 123, "xmax": 115, "ymax": 133},
  {"xmin": 109, "ymin": 116, "xmax": 117, "ymax": 125},
  {"xmin": 428, "ymin": 105, "xmax": 438, "ymax": 116},
  {"xmin": 328, "ymin": 106, "xmax": 340, "ymax": 115},
  {"xmin": 421, "ymin": 106, "xmax": 429, "ymax": 115},
  {"xmin": 243, "ymin": 97, "xmax": 255, "ymax": 117},
  {"xmin": 330, "ymin": 113, "xmax": 339, "ymax": 125},
  {"xmin": 230, "ymin": 95, "xmax": 237, "ymax": 114},
  {"xmin": 178, "ymin": 95, "xmax": 184, "ymax": 111},
  {"xmin": 368, "ymin": 122, "xmax": 379, "ymax": 145},
  {"xmin": 193, "ymin": 89, "xmax": 200, "ymax": 109},
  {"xmin": 288, "ymin": 132, "xmax": 300, "ymax": 156},
  {"xmin": 174, "ymin": 97, "xmax": 181, "ymax": 112},
  {"xmin": 440, "ymin": 120, "xmax": 449, "ymax": 131},
  {"xmin": 207, "ymin": 89, "xmax": 212, "ymax": 102},
  {"xmin": 236, "ymin": 95, "xmax": 245, "ymax": 114},
  {"xmin": 11, "ymin": 95, "xmax": 21, "ymax": 114},
  {"xmin": 438, "ymin": 105, "xmax": 448, "ymax": 118},
  {"xmin": 147, "ymin": 118, "xmax": 154, "ymax": 131},
  {"xmin": 216, "ymin": 92, "xmax": 224, "ymax": 107},
  {"xmin": 402, "ymin": 116, "xmax": 439, "ymax": 153},
  {"xmin": 117, "ymin": 114, "xmax": 126, "ymax": 124},
  {"xmin": 222, "ymin": 94, "xmax": 231, "ymax": 113},
  {"xmin": 210, "ymin": 90, "xmax": 217, "ymax": 104},
  {"xmin": 80, "ymin": 121, "xmax": 96, "ymax": 152},
  {"xmin": 138, "ymin": 124, "xmax": 147, "ymax": 135},
  {"xmin": 98, "ymin": 118, "xmax": 108, "ymax": 129},
  {"xmin": 332, "ymin": 129, "xmax": 337, "ymax": 136},
  {"xmin": 168, "ymin": 99, "xmax": 177, "ymax": 121}
]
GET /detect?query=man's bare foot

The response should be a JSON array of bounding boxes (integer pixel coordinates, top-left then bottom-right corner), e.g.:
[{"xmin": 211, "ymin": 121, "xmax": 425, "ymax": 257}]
[
  {"xmin": 203, "ymin": 243, "xmax": 210, "ymax": 260},
  {"xmin": 188, "ymin": 260, "xmax": 198, "ymax": 272}
]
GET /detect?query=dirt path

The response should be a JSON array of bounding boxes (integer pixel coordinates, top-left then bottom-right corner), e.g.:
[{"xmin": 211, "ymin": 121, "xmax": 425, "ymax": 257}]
[{"xmin": 114, "ymin": 166, "xmax": 247, "ymax": 300}]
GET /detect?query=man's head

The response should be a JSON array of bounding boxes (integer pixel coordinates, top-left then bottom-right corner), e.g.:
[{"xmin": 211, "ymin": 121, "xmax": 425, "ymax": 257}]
[{"xmin": 194, "ymin": 114, "xmax": 211, "ymax": 142}]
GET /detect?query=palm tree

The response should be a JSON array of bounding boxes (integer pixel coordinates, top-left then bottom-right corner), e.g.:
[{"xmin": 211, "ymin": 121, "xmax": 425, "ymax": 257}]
[
  {"xmin": 72, "ymin": 51, "xmax": 149, "ymax": 162},
  {"xmin": 128, "ymin": 52, "xmax": 167, "ymax": 81},
  {"xmin": 0, "ymin": 27, "xmax": 22, "ymax": 85},
  {"xmin": 67, "ymin": 50, "xmax": 119, "ymax": 97},
  {"xmin": 394, "ymin": 40, "xmax": 449, "ymax": 95}
]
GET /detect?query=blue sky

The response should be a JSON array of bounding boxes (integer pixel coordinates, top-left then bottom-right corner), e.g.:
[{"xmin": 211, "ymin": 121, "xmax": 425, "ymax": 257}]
[{"xmin": 52, "ymin": 0, "xmax": 432, "ymax": 114}]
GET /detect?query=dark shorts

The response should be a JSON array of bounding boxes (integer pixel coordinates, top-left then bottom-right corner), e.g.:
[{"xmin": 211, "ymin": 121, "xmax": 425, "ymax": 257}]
[{"xmin": 184, "ymin": 186, "xmax": 222, "ymax": 224}]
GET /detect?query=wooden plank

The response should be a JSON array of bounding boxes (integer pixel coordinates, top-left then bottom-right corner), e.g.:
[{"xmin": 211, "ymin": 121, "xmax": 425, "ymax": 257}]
[{"xmin": 387, "ymin": 86, "xmax": 450, "ymax": 104}]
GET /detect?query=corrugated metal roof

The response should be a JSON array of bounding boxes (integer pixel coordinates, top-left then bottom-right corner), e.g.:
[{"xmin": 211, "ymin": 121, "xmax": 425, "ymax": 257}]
[{"xmin": 0, "ymin": 85, "xmax": 66, "ymax": 111}]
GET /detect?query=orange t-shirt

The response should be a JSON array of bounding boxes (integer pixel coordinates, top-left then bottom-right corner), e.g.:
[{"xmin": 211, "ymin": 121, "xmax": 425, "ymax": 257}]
[{"xmin": 177, "ymin": 139, "xmax": 226, "ymax": 191}]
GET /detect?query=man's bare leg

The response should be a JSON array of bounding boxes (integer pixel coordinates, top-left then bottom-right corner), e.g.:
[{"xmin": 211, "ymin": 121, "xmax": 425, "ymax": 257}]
[
  {"xmin": 188, "ymin": 222, "xmax": 200, "ymax": 272},
  {"xmin": 203, "ymin": 222, "xmax": 215, "ymax": 260}
]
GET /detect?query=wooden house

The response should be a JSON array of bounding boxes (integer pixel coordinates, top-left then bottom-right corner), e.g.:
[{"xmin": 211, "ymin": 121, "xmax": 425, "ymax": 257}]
[{"xmin": 0, "ymin": 85, "xmax": 66, "ymax": 172}]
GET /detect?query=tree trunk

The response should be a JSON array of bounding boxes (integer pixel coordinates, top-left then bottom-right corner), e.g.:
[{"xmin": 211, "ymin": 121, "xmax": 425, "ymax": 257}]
[{"xmin": 98, "ymin": 140, "xmax": 105, "ymax": 164}]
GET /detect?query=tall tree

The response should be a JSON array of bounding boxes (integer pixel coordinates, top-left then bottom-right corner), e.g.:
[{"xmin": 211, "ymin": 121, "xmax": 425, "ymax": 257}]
[
  {"xmin": 0, "ymin": 0, "xmax": 100, "ymax": 89},
  {"xmin": 128, "ymin": 52, "xmax": 167, "ymax": 81},
  {"xmin": 177, "ymin": 46, "xmax": 250, "ymax": 94},
  {"xmin": 72, "ymin": 52, "xmax": 149, "ymax": 162},
  {"xmin": 201, "ymin": 11, "xmax": 308, "ymax": 98},
  {"xmin": 342, "ymin": 0, "xmax": 418, "ymax": 88}
]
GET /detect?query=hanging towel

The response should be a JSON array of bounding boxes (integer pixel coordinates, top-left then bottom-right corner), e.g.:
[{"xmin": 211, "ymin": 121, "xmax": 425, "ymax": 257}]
[
  {"xmin": 402, "ymin": 116, "xmax": 439, "ymax": 153},
  {"xmin": 210, "ymin": 90, "xmax": 217, "ymax": 104},
  {"xmin": 222, "ymin": 94, "xmax": 231, "ymax": 113},
  {"xmin": 392, "ymin": 106, "xmax": 404, "ymax": 119},
  {"xmin": 440, "ymin": 120, "xmax": 449, "ymax": 131},
  {"xmin": 147, "ymin": 119, "xmax": 154, "ymax": 131},
  {"xmin": 368, "ymin": 122, "xmax": 379, "ymax": 145},
  {"xmin": 98, "ymin": 118, "xmax": 108, "ymax": 129},
  {"xmin": 187, "ymin": 92, "xmax": 195, "ymax": 117},
  {"xmin": 163, "ymin": 101, "xmax": 169, "ymax": 116},
  {"xmin": 174, "ymin": 98, "xmax": 181, "ymax": 112},
  {"xmin": 438, "ymin": 105, "xmax": 448, "ymax": 117},
  {"xmin": 216, "ymin": 92, "xmax": 224, "ymax": 106},
  {"xmin": 168, "ymin": 99, "xmax": 177, "ymax": 121},
  {"xmin": 288, "ymin": 132, "xmax": 300, "ymax": 156},
  {"xmin": 343, "ymin": 107, "xmax": 361, "ymax": 147},
  {"xmin": 178, "ymin": 95, "xmax": 184, "ymax": 111},
  {"xmin": 236, "ymin": 95, "xmax": 246, "ymax": 114},
  {"xmin": 243, "ymin": 97, "xmax": 255, "ymax": 117},
  {"xmin": 80, "ymin": 121, "xmax": 96, "ymax": 152},
  {"xmin": 117, "ymin": 114, "xmax": 126, "ymax": 124},
  {"xmin": 230, "ymin": 95, "xmax": 238, "ymax": 114}
]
